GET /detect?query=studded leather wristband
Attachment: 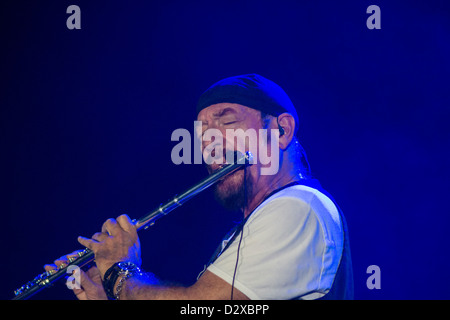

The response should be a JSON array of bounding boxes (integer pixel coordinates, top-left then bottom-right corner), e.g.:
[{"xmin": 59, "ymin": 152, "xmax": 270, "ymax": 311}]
[{"xmin": 102, "ymin": 262, "xmax": 142, "ymax": 300}]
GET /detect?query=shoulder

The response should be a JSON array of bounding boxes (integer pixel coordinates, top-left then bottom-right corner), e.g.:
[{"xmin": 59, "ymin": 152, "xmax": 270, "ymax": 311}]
[
  {"xmin": 207, "ymin": 183, "xmax": 345, "ymax": 299},
  {"xmin": 248, "ymin": 184, "xmax": 343, "ymax": 248}
]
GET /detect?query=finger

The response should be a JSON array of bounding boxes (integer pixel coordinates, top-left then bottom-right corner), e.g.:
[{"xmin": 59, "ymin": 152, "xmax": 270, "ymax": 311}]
[
  {"xmin": 73, "ymin": 287, "xmax": 85, "ymax": 299},
  {"xmin": 74, "ymin": 267, "xmax": 107, "ymax": 300},
  {"xmin": 45, "ymin": 249, "xmax": 83, "ymax": 272},
  {"xmin": 72, "ymin": 269, "xmax": 90, "ymax": 300},
  {"xmin": 101, "ymin": 218, "xmax": 122, "ymax": 236},
  {"xmin": 55, "ymin": 250, "xmax": 85, "ymax": 268},
  {"xmin": 66, "ymin": 250, "xmax": 84, "ymax": 261},
  {"xmin": 92, "ymin": 232, "xmax": 109, "ymax": 242},
  {"xmin": 44, "ymin": 264, "xmax": 58, "ymax": 272},
  {"xmin": 54, "ymin": 256, "xmax": 70, "ymax": 268},
  {"xmin": 78, "ymin": 236, "xmax": 98, "ymax": 251},
  {"xmin": 116, "ymin": 214, "xmax": 137, "ymax": 234}
]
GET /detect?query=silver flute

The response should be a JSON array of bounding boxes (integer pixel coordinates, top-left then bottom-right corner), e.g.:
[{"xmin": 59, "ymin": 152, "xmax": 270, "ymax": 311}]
[{"xmin": 12, "ymin": 151, "xmax": 253, "ymax": 300}]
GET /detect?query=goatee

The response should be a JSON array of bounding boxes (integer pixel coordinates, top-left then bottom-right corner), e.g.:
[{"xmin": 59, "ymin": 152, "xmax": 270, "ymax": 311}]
[{"xmin": 213, "ymin": 169, "xmax": 252, "ymax": 211}]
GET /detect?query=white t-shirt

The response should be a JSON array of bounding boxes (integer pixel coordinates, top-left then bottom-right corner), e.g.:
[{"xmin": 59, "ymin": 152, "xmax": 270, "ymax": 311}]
[{"xmin": 207, "ymin": 184, "xmax": 344, "ymax": 300}]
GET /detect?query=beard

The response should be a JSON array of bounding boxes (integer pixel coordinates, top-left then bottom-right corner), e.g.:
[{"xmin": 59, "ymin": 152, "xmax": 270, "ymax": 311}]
[{"xmin": 213, "ymin": 168, "xmax": 252, "ymax": 211}]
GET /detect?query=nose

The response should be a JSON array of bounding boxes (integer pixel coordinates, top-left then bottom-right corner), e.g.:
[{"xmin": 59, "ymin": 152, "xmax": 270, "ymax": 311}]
[
  {"xmin": 201, "ymin": 126, "xmax": 228, "ymax": 165},
  {"xmin": 201, "ymin": 124, "xmax": 226, "ymax": 152}
]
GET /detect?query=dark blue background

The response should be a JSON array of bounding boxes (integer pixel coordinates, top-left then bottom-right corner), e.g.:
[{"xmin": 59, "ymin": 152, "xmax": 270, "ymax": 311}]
[{"xmin": 1, "ymin": 0, "xmax": 449, "ymax": 300}]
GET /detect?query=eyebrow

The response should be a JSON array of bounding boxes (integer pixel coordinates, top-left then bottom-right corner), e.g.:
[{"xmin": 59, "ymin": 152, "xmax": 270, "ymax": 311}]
[{"xmin": 212, "ymin": 107, "xmax": 238, "ymax": 118}]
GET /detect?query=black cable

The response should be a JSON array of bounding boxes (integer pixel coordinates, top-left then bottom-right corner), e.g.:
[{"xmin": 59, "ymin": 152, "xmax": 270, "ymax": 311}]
[
  {"xmin": 230, "ymin": 164, "xmax": 247, "ymax": 300},
  {"xmin": 230, "ymin": 222, "xmax": 244, "ymax": 300}
]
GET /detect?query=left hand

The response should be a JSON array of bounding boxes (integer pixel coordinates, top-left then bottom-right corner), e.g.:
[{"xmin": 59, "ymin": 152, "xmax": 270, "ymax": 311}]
[
  {"xmin": 78, "ymin": 214, "xmax": 141, "ymax": 279},
  {"xmin": 45, "ymin": 250, "xmax": 108, "ymax": 300}
]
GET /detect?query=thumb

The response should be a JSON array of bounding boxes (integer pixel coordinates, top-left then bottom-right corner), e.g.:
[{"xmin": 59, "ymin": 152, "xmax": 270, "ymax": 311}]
[
  {"xmin": 73, "ymin": 268, "xmax": 105, "ymax": 300},
  {"xmin": 72, "ymin": 269, "xmax": 91, "ymax": 300}
]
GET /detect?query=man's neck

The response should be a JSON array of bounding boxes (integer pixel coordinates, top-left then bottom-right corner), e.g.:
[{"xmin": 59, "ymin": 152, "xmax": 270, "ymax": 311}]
[{"xmin": 243, "ymin": 172, "xmax": 301, "ymax": 218}]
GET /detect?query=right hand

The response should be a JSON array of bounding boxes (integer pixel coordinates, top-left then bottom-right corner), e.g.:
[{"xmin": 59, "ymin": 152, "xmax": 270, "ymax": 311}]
[{"xmin": 44, "ymin": 250, "xmax": 108, "ymax": 300}]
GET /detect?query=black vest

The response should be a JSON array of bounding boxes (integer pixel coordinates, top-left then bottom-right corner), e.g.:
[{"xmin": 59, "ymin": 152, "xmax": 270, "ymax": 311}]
[{"xmin": 207, "ymin": 179, "xmax": 354, "ymax": 300}]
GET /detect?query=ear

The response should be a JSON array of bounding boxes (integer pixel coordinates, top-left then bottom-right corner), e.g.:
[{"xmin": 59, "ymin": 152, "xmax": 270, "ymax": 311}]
[{"xmin": 277, "ymin": 113, "xmax": 296, "ymax": 150}]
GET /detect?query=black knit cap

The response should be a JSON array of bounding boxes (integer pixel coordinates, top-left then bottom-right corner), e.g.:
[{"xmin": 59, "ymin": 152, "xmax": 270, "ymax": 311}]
[{"xmin": 196, "ymin": 74, "xmax": 299, "ymax": 133}]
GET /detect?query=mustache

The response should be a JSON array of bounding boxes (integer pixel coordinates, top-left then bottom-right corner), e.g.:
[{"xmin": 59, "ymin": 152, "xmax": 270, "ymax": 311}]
[{"xmin": 204, "ymin": 150, "xmax": 246, "ymax": 174}]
